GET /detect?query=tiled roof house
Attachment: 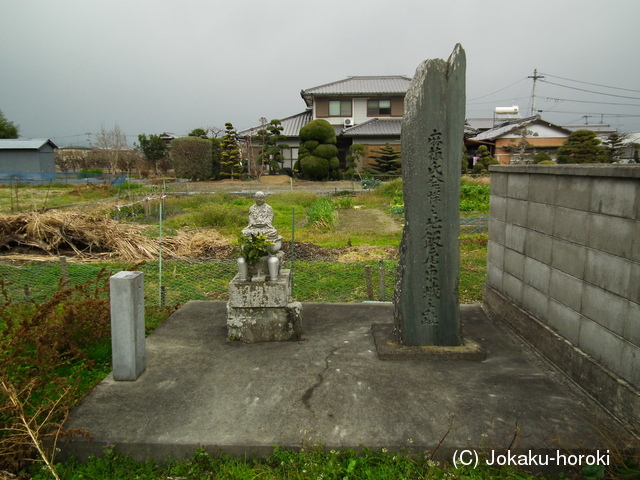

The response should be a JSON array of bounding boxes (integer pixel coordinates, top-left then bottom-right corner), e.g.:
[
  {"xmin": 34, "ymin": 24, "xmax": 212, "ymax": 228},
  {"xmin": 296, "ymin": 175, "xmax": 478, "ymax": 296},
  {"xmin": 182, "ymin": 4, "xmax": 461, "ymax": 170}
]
[
  {"xmin": 239, "ymin": 76, "xmax": 411, "ymax": 171},
  {"xmin": 467, "ymin": 116, "xmax": 572, "ymax": 164}
]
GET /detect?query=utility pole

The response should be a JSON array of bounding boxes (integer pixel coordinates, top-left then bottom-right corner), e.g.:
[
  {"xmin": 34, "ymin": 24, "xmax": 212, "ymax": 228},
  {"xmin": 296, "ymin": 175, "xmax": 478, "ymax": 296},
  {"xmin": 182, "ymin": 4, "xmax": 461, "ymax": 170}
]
[{"xmin": 528, "ymin": 69, "xmax": 545, "ymax": 116}]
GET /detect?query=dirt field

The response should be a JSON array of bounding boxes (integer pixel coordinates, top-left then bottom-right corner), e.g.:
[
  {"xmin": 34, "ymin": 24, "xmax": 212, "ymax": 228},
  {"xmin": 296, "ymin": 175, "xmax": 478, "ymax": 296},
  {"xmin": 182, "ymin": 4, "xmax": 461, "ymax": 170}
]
[{"xmin": 336, "ymin": 207, "xmax": 402, "ymax": 235}]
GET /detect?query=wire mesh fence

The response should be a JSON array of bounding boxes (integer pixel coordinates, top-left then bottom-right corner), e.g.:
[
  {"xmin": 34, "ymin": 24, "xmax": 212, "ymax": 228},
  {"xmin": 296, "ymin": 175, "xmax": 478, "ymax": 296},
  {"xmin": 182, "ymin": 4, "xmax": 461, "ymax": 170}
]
[
  {"xmin": 0, "ymin": 255, "xmax": 398, "ymax": 308},
  {"xmin": 0, "ymin": 183, "xmax": 487, "ymax": 309}
]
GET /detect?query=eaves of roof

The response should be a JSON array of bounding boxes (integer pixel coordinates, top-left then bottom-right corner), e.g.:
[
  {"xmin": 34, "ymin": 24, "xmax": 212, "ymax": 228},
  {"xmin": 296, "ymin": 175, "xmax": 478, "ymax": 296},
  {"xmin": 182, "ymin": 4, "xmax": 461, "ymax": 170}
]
[
  {"xmin": 238, "ymin": 111, "xmax": 312, "ymax": 138},
  {"xmin": 468, "ymin": 116, "xmax": 570, "ymax": 142},
  {"xmin": 0, "ymin": 138, "xmax": 58, "ymax": 150},
  {"xmin": 340, "ymin": 118, "xmax": 402, "ymax": 137}
]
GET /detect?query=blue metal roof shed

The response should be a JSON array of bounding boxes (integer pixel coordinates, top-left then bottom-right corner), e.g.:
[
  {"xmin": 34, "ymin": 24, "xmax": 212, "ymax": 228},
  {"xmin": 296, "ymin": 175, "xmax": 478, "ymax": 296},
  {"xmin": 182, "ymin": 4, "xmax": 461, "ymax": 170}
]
[{"xmin": 0, "ymin": 138, "xmax": 58, "ymax": 176}]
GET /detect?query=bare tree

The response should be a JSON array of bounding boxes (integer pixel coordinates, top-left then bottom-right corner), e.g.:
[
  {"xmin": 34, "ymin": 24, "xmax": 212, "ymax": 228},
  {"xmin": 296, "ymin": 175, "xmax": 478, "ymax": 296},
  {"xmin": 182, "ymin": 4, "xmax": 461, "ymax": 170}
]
[
  {"xmin": 206, "ymin": 126, "xmax": 225, "ymax": 138},
  {"xmin": 94, "ymin": 124, "xmax": 129, "ymax": 173}
]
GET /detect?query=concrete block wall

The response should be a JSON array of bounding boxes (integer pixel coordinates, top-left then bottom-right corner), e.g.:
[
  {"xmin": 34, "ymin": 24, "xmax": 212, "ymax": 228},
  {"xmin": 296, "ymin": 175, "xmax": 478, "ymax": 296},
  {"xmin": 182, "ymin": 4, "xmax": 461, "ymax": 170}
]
[{"xmin": 484, "ymin": 164, "xmax": 640, "ymax": 429}]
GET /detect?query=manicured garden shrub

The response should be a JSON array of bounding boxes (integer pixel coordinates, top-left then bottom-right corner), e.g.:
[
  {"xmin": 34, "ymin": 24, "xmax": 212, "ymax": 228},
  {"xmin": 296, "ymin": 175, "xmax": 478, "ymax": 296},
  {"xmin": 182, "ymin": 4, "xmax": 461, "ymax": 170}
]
[
  {"xmin": 297, "ymin": 120, "xmax": 341, "ymax": 180},
  {"xmin": 300, "ymin": 120, "xmax": 336, "ymax": 144},
  {"xmin": 314, "ymin": 144, "xmax": 339, "ymax": 160},
  {"xmin": 300, "ymin": 156, "xmax": 330, "ymax": 180}
]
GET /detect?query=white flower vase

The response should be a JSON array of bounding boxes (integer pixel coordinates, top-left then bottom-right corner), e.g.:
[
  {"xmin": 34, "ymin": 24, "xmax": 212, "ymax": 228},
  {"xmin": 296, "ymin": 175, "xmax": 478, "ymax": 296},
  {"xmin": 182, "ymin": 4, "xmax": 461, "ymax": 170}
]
[
  {"xmin": 237, "ymin": 256, "xmax": 248, "ymax": 281},
  {"xmin": 268, "ymin": 255, "xmax": 279, "ymax": 281},
  {"xmin": 268, "ymin": 238, "xmax": 282, "ymax": 254}
]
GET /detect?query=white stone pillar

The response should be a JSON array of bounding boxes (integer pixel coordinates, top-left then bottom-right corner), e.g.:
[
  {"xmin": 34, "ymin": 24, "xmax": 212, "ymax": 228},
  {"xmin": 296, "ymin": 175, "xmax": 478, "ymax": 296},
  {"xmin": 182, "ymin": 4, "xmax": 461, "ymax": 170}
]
[{"xmin": 110, "ymin": 271, "xmax": 146, "ymax": 381}]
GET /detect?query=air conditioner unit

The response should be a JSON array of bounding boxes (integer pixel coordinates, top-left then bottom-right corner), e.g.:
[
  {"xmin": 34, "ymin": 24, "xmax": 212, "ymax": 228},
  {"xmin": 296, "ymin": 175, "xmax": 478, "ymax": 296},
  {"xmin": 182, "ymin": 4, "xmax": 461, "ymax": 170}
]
[{"xmin": 343, "ymin": 118, "xmax": 354, "ymax": 127}]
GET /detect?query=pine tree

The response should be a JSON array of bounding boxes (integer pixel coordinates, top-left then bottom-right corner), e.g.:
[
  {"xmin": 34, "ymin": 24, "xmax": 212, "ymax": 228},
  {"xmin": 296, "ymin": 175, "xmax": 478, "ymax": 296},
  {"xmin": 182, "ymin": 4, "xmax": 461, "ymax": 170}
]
[
  {"xmin": 603, "ymin": 132, "xmax": 627, "ymax": 162},
  {"xmin": 368, "ymin": 143, "xmax": 401, "ymax": 175},
  {"xmin": 472, "ymin": 145, "xmax": 498, "ymax": 173},
  {"xmin": 220, "ymin": 122, "xmax": 243, "ymax": 179},
  {"xmin": 255, "ymin": 119, "xmax": 289, "ymax": 173},
  {"xmin": 557, "ymin": 129, "xmax": 608, "ymax": 164}
]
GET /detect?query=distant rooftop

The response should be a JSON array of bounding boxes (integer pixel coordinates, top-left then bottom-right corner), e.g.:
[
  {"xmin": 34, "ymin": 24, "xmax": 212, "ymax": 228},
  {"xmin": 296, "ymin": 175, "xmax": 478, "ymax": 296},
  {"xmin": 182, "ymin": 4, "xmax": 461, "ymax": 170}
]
[
  {"xmin": 0, "ymin": 138, "xmax": 58, "ymax": 150},
  {"xmin": 564, "ymin": 124, "xmax": 616, "ymax": 135},
  {"xmin": 468, "ymin": 116, "xmax": 571, "ymax": 142},
  {"xmin": 301, "ymin": 76, "xmax": 412, "ymax": 106},
  {"xmin": 341, "ymin": 118, "xmax": 402, "ymax": 137},
  {"xmin": 466, "ymin": 118, "xmax": 496, "ymax": 131},
  {"xmin": 238, "ymin": 111, "xmax": 312, "ymax": 138}
]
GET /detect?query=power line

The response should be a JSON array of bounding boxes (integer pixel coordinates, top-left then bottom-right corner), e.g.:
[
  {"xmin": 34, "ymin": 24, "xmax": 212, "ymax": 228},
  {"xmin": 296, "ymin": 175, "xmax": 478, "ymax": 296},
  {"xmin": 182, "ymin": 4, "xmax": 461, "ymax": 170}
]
[
  {"xmin": 468, "ymin": 96, "xmax": 530, "ymax": 106},
  {"xmin": 539, "ymin": 72, "xmax": 640, "ymax": 94},
  {"xmin": 543, "ymin": 97, "xmax": 640, "ymax": 108},
  {"xmin": 540, "ymin": 111, "xmax": 640, "ymax": 117},
  {"xmin": 467, "ymin": 77, "xmax": 528, "ymax": 102},
  {"xmin": 541, "ymin": 80, "xmax": 640, "ymax": 101}
]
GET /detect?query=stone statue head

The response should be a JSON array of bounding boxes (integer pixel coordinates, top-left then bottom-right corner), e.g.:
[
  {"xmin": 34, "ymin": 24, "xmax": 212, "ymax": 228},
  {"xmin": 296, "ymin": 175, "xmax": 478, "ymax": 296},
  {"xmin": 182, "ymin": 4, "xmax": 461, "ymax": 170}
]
[{"xmin": 254, "ymin": 191, "xmax": 266, "ymax": 205}]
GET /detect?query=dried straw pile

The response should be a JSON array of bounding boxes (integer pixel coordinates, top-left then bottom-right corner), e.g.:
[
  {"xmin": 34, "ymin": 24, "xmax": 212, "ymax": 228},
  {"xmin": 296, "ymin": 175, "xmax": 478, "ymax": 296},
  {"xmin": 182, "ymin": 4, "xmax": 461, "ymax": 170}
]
[
  {"xmin": 164, "ymin": 230, "xmax": 234, "ymax": 259},
  {"xmin": 0, "ymin": 211, "xmax": 233, "ymax": 261}
]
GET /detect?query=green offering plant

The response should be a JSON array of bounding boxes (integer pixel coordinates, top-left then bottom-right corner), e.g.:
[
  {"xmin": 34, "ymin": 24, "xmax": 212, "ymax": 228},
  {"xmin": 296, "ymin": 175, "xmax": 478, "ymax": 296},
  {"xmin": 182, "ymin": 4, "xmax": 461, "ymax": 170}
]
[{"xmin": 238, "ymin": 234, "xmax": 273, "ymax": 265}]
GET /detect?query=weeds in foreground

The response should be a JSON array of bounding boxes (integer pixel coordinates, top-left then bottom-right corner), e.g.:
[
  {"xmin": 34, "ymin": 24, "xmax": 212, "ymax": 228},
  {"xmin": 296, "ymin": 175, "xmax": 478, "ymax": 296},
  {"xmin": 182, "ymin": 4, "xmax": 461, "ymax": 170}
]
[
  {"xmin": 30, "ymin": 444, "xmax": 557, "ymax": 480},
  {"xmin": 0, "ymin": 271, "xmax": 175, "ymax": 475},
  {"xmin": 0, "ymin": 274, "xmax": 113, "ymax": 472},
  {"xmin": 25, "ymin": 438, "xmax": 640, "ymax": 480},
  {"xmin": 307, "ymin": 196, "xmax": 337, "ymax": 230}
]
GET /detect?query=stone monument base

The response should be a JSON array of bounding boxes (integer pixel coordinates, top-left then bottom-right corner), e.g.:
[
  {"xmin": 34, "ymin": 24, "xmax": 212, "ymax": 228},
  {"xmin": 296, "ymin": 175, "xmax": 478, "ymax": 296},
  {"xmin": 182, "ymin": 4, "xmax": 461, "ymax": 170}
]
[{"xmin": 227, "ymin": 269, "xmax": 302, "ymax": 343}]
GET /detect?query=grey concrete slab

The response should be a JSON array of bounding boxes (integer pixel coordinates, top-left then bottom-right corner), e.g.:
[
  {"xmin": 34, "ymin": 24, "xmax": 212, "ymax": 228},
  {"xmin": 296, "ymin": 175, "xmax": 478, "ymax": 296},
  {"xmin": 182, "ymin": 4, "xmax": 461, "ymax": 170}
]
[
  {"xmin": 61, "ymin": 302, "xmax": 628, "ymax": 462},
  {"xmin": 590, "ymin": 177, "xmax": 637, "ymax": 219}
]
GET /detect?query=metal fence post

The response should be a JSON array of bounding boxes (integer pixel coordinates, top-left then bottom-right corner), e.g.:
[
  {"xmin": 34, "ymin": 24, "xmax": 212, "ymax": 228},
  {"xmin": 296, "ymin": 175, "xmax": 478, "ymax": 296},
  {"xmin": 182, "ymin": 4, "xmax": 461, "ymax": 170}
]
[
  {"xmin": 158, "ymin": 197, "xmax": 163, "ymax": 307},
  {"xmin": 290, "ymin": 207, "xmax": 295, "ymax": 296},
  {"xmin": 378, "ymin": 259, "xmax": 385, "ymax": 301},
  {"xmin": 59, "ymin": 255, "xmax": 69, "ymax": 287},
  {"xmin": 365, "ymin": 265, "xmax": 374, "ymax": 300}
]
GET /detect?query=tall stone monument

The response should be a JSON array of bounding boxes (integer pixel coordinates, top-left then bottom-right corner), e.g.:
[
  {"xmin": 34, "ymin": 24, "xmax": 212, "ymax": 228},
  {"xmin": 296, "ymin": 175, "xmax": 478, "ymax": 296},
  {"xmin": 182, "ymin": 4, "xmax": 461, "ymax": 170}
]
[{"xmin": 394, "ymin": 44, "xmax": 466, "ymax": 346}]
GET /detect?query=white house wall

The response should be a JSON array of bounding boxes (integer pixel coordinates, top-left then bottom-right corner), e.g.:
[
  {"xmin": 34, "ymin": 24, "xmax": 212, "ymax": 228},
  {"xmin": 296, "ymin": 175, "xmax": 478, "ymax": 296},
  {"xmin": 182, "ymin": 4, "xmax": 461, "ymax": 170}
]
[
  {"xmin": 353, "ymin": 98, "xmax": 369, "ymax": 124},
  {"xmin": 502, "ymin": 124, "xmax": 568, "ymax": 139}
]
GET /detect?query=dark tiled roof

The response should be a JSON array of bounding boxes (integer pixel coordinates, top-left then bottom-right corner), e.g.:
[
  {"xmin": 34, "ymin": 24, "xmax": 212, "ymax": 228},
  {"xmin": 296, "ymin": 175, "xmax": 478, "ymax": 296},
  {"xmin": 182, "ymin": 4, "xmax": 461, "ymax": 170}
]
[
  {"xmin": 238, "ymin": 111, "xmax": 312, "ymax": 138},
  {"xmin": 340, "ymin": 118, "xmax": 402, "ymax": 137},
  {"xmin": 301, "ymin": 76, "xmax": 411, "ymax": 98},
  {"xmin": 468, "ymin": 116, "xmax": 570, "ymax": 142}
]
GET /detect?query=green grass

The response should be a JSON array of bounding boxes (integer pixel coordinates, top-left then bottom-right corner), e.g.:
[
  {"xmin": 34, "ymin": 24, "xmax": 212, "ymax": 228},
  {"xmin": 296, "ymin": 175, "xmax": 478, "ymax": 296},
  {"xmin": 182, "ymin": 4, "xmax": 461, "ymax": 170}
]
[
  {"xmin": 306, "ymin": 196, "xmax": 338, "ymax": 230},
  {"xmin": 460, "ymin": 234, "xmax": 489, "ymax": 302},
  {"xmin": 160, "ymin": 191, "xmax": 319, "ymax": 239},
  {"xmin": 0, "ymin": 182, "xmax": 156, "ymax": 213},
  {"xmin": 460, "ymin": 177, "xmax": 491, "ymax": 212},
  {"xmin": 375, "ymin": 176, "xmax": 491, "ymax": 215},
  {"xmin": 31, "ymin": 444, "xmax": 560, "ymax": 480}
]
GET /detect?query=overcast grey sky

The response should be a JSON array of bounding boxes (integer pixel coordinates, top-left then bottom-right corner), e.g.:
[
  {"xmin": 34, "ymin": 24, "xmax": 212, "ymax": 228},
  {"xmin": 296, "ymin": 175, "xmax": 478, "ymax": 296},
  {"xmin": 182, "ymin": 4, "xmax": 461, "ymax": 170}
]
[{"xmin": 2, "ymin": 0, "xmax": 639, "ymax": 147}]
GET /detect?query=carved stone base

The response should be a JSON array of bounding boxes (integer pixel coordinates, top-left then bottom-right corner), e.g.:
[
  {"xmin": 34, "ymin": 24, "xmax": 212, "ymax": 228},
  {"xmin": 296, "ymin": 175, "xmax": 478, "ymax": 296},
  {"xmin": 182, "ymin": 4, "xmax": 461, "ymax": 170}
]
[
  {"xmin": 246, "ymin": 252, "xmax": 285, "ymax": 282},
  {"xmin": 227, "ymin": 270, "xmax": 302, "ymax": 343}
]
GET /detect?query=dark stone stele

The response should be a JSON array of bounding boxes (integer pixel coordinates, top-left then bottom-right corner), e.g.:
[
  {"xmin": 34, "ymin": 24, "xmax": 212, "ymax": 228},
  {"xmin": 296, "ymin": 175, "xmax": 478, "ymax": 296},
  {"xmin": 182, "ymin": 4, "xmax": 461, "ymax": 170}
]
[{"xmin": 394, "ymin": 44, "xmax": 466, "ymax": 347}]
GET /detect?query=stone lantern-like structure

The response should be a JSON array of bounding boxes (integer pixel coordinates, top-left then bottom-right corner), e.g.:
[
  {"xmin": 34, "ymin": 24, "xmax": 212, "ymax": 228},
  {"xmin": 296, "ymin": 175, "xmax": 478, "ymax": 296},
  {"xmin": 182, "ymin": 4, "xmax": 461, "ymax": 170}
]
[{"xmin": 227, "ymin": 192, "xmax": 302, "ymax": 342}]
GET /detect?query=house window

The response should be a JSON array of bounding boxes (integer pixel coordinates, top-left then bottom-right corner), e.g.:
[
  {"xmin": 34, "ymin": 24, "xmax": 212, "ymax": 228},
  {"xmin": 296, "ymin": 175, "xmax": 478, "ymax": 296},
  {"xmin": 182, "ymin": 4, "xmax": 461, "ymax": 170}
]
[
  {"xmin": 367, "ymin": 99, "xmax": 392, "ymax": 116},
  {"xmin": 329, "ymin": 100, "xmax": 352, "ymax": 117}
]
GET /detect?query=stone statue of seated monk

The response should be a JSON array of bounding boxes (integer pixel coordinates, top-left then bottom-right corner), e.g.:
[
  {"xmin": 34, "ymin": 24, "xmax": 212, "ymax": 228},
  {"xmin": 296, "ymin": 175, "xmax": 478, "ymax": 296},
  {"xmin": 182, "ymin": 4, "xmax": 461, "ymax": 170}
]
[{"xmin": 242, "ymin": 191, "xmax": 281, "ymax": 247}]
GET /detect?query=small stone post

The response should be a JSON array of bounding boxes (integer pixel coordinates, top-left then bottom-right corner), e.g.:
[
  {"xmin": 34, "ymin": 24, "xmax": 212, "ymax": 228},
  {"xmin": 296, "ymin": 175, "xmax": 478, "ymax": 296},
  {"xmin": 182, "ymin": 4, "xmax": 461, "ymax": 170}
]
[
  {"xmin": 110, "ymin": 271, "xmax": 146, "ymax": 381},
  {"xmin": 394, "ymin": 44, "xmax": 466, "ymax": 346}
]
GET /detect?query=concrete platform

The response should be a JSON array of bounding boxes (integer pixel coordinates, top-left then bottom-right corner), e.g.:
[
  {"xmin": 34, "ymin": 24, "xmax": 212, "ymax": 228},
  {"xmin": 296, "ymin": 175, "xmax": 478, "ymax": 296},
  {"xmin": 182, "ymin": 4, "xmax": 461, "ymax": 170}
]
[{"xmin": 61, "ymin": 302, "xmax": 629, "ymax": 462}]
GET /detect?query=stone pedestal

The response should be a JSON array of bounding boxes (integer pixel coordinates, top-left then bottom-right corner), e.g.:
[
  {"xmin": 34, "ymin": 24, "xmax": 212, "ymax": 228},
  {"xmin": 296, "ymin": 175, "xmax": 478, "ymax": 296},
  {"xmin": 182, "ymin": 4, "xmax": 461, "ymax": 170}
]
[{"xmin": 227, "ymin": 269, "xmax": 302, "ymax": 342}]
